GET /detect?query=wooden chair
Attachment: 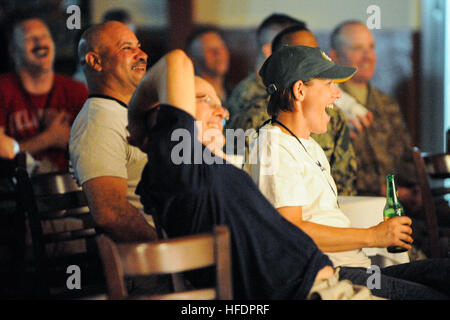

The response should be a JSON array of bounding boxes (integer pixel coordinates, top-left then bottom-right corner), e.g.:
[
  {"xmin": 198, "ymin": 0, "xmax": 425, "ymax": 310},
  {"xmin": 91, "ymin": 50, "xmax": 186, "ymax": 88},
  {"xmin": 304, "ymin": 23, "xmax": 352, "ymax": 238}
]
[
  {"xmin": 0, "ymin": 158, "xmax": 29, "ymax": 297},
  {"xmin": 97, "ymin": 225, "xmax": 233, "ymax": 300},
  {"xmin": 411, "ymin": 146, "xmax": 450, "ymax": 258},
  {"xmin": 25, "ymin": 171, "xmax": 105, "ymax": 298}
]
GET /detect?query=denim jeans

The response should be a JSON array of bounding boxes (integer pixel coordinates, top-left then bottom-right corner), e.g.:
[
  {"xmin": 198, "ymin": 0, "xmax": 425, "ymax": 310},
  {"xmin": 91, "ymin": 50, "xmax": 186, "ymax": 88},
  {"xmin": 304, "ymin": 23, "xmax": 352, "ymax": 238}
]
[{"xmin": 339, "ymin": 258, "xmax": 450, "ymax": 300}]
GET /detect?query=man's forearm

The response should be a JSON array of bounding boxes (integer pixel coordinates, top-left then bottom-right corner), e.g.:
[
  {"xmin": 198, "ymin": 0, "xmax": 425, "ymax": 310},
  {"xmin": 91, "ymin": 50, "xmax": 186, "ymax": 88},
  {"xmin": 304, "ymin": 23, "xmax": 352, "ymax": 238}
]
[
  {"xmin": 19, "ymin": 130, "xmax": 54, "ymax": 154},
  {"xmin": 96, "ymin": 202, "xmax": 158, "ymax": 242},
  {"xmin": 82, "ymin": 177, "xmax": 158, "ymax": 242}
]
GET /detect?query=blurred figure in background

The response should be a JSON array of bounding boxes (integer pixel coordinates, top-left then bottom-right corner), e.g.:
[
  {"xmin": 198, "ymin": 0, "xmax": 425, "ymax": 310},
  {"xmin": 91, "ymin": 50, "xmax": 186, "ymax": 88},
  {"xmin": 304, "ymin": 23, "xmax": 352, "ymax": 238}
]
[
  {"xmin": 0, "ymin": 13, "xmax": 88, "ymax": 173},
  {"xmin": 102, "ymin": 8, "xmax": 136, "ymax": 32},
  {"xmin": 227, "ymin": 13, "xmax": 304, "ymax": 123},
  {"xmin": 329, "ymin": 21, "xmax": 420, "ymax": 210},
  {"xmin": 186, "ymin": 26, "xmax": 231, "ymax": 103}
]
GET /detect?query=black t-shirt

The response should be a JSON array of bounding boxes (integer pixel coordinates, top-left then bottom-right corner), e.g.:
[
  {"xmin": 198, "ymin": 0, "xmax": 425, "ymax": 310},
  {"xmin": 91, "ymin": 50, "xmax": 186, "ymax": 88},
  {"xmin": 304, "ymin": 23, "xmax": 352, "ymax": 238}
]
[{"xmin": 137, "ymin": 104, "xmax": 332, "ymax": 299}]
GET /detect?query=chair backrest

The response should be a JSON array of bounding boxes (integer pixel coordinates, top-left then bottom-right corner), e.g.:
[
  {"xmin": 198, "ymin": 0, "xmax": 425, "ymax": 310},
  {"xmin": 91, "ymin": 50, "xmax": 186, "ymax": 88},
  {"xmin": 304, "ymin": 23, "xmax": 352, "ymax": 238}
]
[
  {"xmin": 97, "ymin": 225, "xmax": 233, "ymax": 300},
  {"xmin": 26, "ymin": 171, "xmax": 104, "ymax": 297},
  {"xmin": 412, "ymin": 146, "xmax": 444, "ymax": 258},
  {"xmin": 0, "ymin": 160, "xmax": 30, "ymax": 297}
]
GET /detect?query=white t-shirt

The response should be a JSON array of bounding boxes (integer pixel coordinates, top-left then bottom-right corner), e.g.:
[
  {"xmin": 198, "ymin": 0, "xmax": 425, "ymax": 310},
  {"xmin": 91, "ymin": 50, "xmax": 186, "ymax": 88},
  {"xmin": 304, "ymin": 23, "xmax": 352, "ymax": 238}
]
[
  {"xmin": 69, "ymin": 97, "xmax": 153, "ymax": 226},
  {"xmin": 246, "ymin": 124, "xmax": 371, "ymax": 268}
]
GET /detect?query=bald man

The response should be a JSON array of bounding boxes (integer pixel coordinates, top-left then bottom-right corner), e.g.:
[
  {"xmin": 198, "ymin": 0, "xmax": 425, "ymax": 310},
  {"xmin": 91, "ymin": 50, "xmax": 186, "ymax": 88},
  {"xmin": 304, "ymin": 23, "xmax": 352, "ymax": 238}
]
[{"xmin": 69, "ymin": 21, "xmax": 158, "ymax": 242}]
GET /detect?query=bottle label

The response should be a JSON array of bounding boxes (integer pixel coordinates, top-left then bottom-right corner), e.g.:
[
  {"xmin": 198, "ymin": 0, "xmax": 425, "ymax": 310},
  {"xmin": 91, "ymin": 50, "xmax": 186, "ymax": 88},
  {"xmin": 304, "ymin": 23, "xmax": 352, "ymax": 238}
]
[{"xmin": 384, "ymin": 207, "xmax": 404, "ymax": 220}]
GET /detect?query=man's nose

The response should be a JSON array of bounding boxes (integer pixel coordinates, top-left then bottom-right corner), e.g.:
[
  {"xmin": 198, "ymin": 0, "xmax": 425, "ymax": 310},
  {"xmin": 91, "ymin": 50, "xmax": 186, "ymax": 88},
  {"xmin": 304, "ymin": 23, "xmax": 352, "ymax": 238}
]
[
  {"xmin": 32, "ymin": 36, "xmax": 45, "ymax": 46},
  {"xmin": 362, "ymin": 47, "xmax": 375, "ymax": 59},
  {"xmin": 217, "ymin": 105, "xmax": 230, "ymax": 120},
  {"xmin": 136, "ymin": 48, "xmax": 148, "ymax": 61}
]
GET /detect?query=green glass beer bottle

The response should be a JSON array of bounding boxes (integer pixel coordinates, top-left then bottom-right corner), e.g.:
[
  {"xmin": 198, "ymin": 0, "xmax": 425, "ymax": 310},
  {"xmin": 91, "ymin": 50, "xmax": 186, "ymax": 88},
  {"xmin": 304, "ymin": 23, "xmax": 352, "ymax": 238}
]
[{"xmin": 383, "ymin": 174, "xmax": 408, "ymax": 253}]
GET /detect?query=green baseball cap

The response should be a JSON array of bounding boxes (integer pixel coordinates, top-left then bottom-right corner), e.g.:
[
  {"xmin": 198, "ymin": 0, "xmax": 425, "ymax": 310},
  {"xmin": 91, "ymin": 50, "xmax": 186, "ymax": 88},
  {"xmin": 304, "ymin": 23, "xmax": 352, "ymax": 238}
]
[{"xmin": 259, "ymin": 45, "xmax": 357, "ymax": 95}]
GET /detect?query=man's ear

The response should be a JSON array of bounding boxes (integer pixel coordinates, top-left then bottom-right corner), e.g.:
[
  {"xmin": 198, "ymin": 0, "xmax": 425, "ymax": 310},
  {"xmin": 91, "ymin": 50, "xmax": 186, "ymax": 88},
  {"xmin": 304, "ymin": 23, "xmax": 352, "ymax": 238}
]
[
  {"xmin": 292, "ymin": 80, "xmax": 306, "ymax": 102},
  {"xmin": 328, "ymin": 49, "xmax": 339, "ymax": 62},
  {"xmin": 85, "ymin": 52, "xmax": 102, "ymax": 71},
  {"xmin": 262, "ymin": 43, "xmax": 272, "ymax": 59}
]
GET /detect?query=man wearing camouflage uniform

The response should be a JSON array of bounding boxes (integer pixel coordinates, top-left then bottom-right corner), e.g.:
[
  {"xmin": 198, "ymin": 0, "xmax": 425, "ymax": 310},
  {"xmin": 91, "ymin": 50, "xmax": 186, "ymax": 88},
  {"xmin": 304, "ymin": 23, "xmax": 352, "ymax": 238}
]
[
  {"xmin": 228, "ymin": 15, "xmax": 357, "ymax": 195},
  {"xmin": 329, "ymin": 21, "xmax": 419, "ymax": 210}
]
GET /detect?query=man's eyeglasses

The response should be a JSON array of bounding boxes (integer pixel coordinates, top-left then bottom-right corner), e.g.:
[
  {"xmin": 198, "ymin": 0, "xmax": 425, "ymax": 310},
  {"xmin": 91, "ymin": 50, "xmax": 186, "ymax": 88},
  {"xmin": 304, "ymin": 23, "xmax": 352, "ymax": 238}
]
[{"xmin": 196, "ymin": 95, "xmax": 230, "ymax": 120}]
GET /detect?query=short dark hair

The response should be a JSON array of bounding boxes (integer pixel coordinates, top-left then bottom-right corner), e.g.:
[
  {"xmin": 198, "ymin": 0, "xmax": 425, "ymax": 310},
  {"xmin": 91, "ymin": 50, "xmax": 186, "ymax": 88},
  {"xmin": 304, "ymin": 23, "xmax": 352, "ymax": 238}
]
[
  {"xmin": 330, "ymin": 20, "xmax": 363, "ymax": 51},
  {"xmin": 5, "ymin": 9, "xmax": 49, "ymax": 48},
  {"xmin": 267, "ymin": 80, "xmax": 313, "ymax": 118},
  {"xmin": 102, "ymin": 8, "xmax": 132, "ymax": 23},
  {"xmin": 185, "ymin": 25, "xmax": 225, "ymax": 55},
  {"xmin": 256, "ymin": 13, "xmax": 306, "ymax": 48},
  {"xmin": 271, "ymin": 24, "xmax": 311, "ymax": 53},
  {"xmin": 267, "ymin": 88, "xmax": 296, "ymax": 118}
]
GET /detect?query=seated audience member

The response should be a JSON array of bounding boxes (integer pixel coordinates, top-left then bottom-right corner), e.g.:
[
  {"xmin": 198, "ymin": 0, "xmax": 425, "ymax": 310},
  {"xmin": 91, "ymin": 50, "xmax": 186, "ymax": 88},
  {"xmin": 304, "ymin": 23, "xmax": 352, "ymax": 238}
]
[
  {"xmin": 0, "ymin": 14, "xmax": 88, "ymax": 173},
  {"xmin": 269, "ymin": 24, "xmax": 358, "ymax": 195},
  {"xmin": 69, "ymin": 21, "xmax": 157, "ymax": 242},
  {"xmin": 127, "ymin": 49, "xmax": 384, "ymax": 300},
  {"xmin": 246, "ymin": 45, "xmax": 450, "ymax": 300},
  {"xmin": 328, "ymin": 21, "xmax": 420, "ymax": 211},
  {"xmin": 227, "ymin": 14, "xmax": 303, "ymax": 129},
  {"xmin": 227, "ymin": 14, "xmax": 357, "ymax": 195},
  {"xmin": 186, "ymin": 26, "xmax": 231, "ymax": 103}
]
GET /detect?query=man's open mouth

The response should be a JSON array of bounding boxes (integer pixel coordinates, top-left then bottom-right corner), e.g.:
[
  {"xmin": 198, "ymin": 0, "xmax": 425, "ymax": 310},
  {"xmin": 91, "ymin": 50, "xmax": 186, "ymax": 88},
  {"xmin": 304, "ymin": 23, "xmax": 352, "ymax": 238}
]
[{"xmin": 32, "ymin": 47, "xmax": 49, "ymax": 58}]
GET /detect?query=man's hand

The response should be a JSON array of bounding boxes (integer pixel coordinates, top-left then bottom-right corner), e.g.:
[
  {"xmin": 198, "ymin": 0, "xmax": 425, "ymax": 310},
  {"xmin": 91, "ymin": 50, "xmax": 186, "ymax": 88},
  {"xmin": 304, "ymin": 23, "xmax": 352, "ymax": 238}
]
[
  {"xmin": 0, "ymin": 128, "xmax": 16, "ymax": 159},
  {"xmin": 128, "ymin": 49, "xmax": 196, "ymax": 152},
  {"xmin": 45, "ymin": 111, "xmax": 71, "ymax": 149},
  {"xmin": 314, "ymin": 265, "xmax": 335, "ymax": 282},
  {"xmin": 349, "ymin": 111, "xmax": 374, "ymax": 139},
  {"xmin": 368, "ymin": 216, "xmax": 413, "ymax": 250}
]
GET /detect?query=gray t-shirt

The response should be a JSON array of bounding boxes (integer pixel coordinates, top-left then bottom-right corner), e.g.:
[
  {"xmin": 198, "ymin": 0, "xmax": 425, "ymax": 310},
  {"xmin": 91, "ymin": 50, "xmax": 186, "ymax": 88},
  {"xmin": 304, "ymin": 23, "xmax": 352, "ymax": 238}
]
[{"xmin": 69, "ymin": 96, "xmax": 153, "ymax": 226}]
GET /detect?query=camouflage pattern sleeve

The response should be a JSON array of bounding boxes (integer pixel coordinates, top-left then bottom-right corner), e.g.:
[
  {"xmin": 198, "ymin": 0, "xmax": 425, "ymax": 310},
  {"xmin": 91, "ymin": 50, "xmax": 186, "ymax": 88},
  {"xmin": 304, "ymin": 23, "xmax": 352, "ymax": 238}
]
[
  {"xmin": 312, "ymin": 107, "xmax": 357, "ymax": 196},
  {"xmin": 372, "ymin": 88, "xmax": 417, "ymax": 188},
  {"xmin": 225, "ymin": 73, "xmax": 271, "ymax": 159},
  {"xmin": 349, "ymin": 85, "xmax": 417, "ymax": 195},
  {"xmin": 226, "ymin": 73, "xmax": 270, "ymax": 132}
]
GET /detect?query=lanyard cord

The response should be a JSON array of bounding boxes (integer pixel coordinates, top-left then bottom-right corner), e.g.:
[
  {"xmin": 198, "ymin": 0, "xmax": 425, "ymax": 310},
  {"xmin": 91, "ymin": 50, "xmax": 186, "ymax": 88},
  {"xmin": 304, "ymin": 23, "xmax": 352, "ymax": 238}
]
[
  {"xmin": 20, "ymin": 83, "xmax": 55, "ymax": 133},
  {"xmin": 271, "ymin": 118, "xmax": 326, "ymax": 172},
  {"xmin": 257, "ymin": 117, "xmax": 339, "ymax": 203}
]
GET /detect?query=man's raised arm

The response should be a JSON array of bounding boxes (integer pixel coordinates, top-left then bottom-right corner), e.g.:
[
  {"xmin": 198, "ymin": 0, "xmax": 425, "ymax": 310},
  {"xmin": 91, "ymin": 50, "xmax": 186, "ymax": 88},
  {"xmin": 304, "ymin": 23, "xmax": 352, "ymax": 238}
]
[{"xmin": 128, "ymin": 50, "xmax": 196, "ymax": 150}]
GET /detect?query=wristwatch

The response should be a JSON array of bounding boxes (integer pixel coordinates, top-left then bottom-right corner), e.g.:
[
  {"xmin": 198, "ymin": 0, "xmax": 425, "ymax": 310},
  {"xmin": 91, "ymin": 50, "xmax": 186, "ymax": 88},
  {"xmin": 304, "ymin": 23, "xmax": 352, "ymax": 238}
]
[{"xmin": 13, "ymin": 139, "xmax": 20, "ymax": 155}]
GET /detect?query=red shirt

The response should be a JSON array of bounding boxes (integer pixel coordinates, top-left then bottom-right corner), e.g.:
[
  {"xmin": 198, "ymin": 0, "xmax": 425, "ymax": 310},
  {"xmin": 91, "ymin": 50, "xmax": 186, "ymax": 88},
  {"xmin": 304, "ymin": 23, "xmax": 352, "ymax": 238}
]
[{"xmin": 0, "ymin": 72, "xmax": 88, "ymax": 171}]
